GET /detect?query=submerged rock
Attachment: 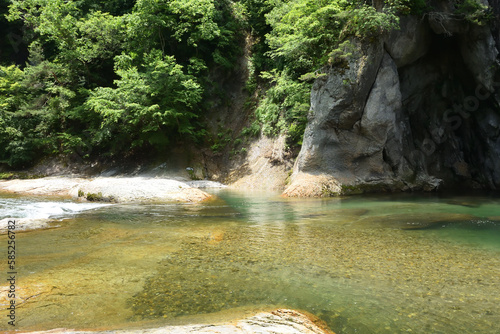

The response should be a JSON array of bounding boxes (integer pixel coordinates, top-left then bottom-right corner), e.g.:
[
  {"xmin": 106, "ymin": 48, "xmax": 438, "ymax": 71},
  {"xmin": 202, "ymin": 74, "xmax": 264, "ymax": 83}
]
[
  {"xmin": 25, "ymin": 309, "xmax": 334, "ymax": 334},
  {"xmin": 359, "ymin": 213, "xmax": 481, "ymax": 230},
  {"xmin": 186, "ymin": 180, "xmax": 228, "ymax": 189},
  {"xmin": 0, "ymin": 217, "xmax": 59, "ymax": 234}
]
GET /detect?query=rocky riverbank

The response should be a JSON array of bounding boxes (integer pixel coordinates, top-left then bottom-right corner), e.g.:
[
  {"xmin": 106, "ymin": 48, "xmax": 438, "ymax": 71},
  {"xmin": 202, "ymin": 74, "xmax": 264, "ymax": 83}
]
[
  {"xmin": 0, "ymin": 176, "xmax": 224, "ymax": 203},
  {"xmin": 0, "ymin": 177, "xmax": 225, "ymax": 234}
]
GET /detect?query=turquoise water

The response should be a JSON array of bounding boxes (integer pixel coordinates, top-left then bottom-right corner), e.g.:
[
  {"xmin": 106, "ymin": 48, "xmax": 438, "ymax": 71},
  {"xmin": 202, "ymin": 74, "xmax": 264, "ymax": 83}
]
[{"xmin": 1, "ymin": 190, "xmax": 500, "ymax": 333}]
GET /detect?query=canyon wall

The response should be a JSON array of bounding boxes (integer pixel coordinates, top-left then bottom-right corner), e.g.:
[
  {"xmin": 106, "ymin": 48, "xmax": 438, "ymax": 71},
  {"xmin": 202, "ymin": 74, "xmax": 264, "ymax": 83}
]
[{"xmin": 284, "ymin": 2, "xmax": 500, "ymax": 196}]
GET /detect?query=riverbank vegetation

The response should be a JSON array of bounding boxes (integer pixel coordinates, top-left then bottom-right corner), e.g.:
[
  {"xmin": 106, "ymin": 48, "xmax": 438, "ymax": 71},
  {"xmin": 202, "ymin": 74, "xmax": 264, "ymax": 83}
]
[{"xmin": 0, "ymin": 0, "xmax": 487, "ymax": 169}]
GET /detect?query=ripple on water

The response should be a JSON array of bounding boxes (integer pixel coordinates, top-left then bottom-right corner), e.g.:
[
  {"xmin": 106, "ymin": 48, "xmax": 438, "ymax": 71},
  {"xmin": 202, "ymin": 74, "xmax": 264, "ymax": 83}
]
[{"xmin": 0, "ymin": 195, "xmax": 111, "ymax": 220}]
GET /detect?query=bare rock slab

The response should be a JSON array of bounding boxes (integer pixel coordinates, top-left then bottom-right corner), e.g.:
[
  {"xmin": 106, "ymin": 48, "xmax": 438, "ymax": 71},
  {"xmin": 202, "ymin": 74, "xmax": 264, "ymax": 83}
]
[
  {"xmin": 0, "ymin": 177, "xmax": 85, "ymax": 197},
  {"xmin": 0, "ymin": 177, "xmax": 218, "ymax": 203},
  {"xmin": 71, "ymin": 177, "xmax": 214, "ymax": 203},
  {"xmin": 21, "ymin": 309, "xmax": 333, "ymax": 334}
]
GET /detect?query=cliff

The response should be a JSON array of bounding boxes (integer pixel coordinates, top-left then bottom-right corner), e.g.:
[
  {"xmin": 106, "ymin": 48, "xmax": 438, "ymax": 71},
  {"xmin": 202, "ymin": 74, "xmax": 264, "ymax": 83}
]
[{"xmin": 283, "ymin": 0, "xmax": 500, "ymax": 196}]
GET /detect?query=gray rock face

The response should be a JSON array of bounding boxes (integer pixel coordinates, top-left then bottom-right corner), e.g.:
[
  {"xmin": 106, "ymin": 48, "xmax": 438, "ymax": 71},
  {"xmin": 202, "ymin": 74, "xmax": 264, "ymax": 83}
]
[
  {"xmin": 285, "ymin": 7, "xmax": 500, "ymax": 196},
  {"xmin": 428, "ymin": 13, "xmax": 470, "ymax": 35},
  {"xmin": 309, "ymin": 41, "xmax": 384, "ymax": 132},
  {"xmin": 360, "ymin": 53, "xmax": 403, "ymax": 178},
  {"xmin": 490, "ymin": 0, "xmax": 500, "ymax": 48},
  {"xmin": 459, "ymin": 25, "xmax": 499, "ymax": 91},
  {"xmin": 294, "ymin": 41, "xmax": 384, "ymax": 180},
  {"xmin": 286, "ymin": 41, "xmax": 390, "ymax": 196},
  {"xmin": 385, "ymin": 16, "xmax": 432, "ymax": 68}
]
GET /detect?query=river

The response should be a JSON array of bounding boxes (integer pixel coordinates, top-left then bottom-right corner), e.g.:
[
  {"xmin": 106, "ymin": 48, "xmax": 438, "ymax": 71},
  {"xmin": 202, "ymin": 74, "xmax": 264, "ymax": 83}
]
[{"xmin": 1, "ymin": 190, "xmax": 500, "ymax": 333}]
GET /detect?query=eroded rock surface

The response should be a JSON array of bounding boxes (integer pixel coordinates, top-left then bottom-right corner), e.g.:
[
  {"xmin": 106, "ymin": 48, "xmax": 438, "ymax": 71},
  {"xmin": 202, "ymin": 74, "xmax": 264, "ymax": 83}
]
[
  {"xmin": 0, "ymin": 177, "xmax": 85, "ymax": 197},
  {"xmin": 228, "ymin": 135, "xmax": 295, "ymax": 191}
]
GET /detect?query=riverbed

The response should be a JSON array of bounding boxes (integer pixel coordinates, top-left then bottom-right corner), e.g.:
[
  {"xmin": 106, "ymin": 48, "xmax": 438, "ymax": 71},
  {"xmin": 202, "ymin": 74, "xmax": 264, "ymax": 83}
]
[{"xmin": 1, "ymin": 190, "xmax": 500, "ymax": 333}]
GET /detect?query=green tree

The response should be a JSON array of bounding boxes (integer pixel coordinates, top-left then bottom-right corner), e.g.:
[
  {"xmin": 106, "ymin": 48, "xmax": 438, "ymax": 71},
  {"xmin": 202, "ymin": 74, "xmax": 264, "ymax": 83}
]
[
  {"xmin": 255, "ymin": 69, "xmax": 310, "ymax": 144},
  {"xmin": 240, "ymin": 0, "xmax": 275, "ymax": 73},
  {"xmin": 265, "ymin": 0, "xmax": 399, "ymax": 73},
  {"xmin": 0, "ymin": 0, "xmax": 27, "ymax": 65},
  {"xmin": 76, "ymin": 0, "xmax": 136, "ymax": 16},
  {"xmin": 8, "ymin": 0, "xmax": 125, "ymax": 85},
  {"xmin": 124, "ymin": 0, "xmax": 243, "ymax": 69},
  {"xmin": 87, "ymin": 50, "xmax": 203, "ymax": 153},
  {"xmin": 0, "ymin": 63, "xmax": 71, "ymax": 167}
]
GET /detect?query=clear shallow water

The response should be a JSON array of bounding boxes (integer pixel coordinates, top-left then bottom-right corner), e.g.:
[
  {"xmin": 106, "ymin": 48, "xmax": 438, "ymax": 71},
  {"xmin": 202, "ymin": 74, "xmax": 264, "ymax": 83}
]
[{"xmin": 1, "ymin": 190, "xmax": 500, "ymax": 333}]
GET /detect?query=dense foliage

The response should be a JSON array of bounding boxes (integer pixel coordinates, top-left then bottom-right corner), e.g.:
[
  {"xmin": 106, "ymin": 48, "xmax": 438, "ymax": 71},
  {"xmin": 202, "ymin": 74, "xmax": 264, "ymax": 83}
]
[
  {"xmin": 0, "ymin": 0, "xmax": 485, "ymax": 168},
  {"xmin": 1, "ymin": 0, "xmax": 243, "ymax": 167}
]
